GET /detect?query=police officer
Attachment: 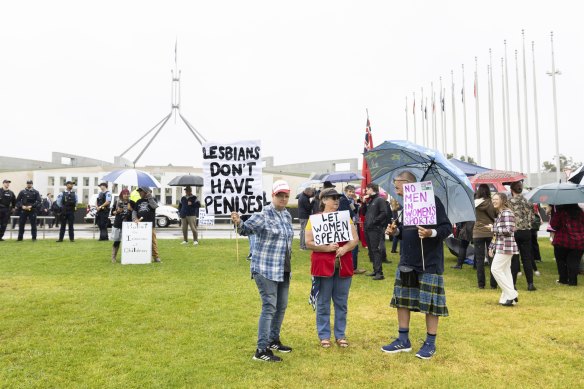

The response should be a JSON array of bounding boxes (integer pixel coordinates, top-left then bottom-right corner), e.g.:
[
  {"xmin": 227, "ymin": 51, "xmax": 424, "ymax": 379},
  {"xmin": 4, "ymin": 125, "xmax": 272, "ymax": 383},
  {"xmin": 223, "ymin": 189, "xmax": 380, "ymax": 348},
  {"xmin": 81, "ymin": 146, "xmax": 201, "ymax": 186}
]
[
  {"xmin": 56, "ymin": 181, "xmax": 78, "ymax": 242},
  {"xmin": 95, "ymin": 182, "xmax": 112, "ymax": 241},
  {"xmin": 0, "ymin": 179, "xmax": 17, "ymax": 241},
  {"xmin": 16, "ymin": 180, "xmax": 42, "ymax": 241}
]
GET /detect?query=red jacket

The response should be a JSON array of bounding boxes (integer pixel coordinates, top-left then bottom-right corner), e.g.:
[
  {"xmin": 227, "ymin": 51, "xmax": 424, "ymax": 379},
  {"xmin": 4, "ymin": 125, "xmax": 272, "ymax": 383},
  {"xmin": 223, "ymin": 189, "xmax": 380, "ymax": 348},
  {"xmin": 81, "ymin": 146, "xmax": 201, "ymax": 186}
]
[{"xmin": 311, "ymin": 241, "xmax": 354, "ymax": 278}]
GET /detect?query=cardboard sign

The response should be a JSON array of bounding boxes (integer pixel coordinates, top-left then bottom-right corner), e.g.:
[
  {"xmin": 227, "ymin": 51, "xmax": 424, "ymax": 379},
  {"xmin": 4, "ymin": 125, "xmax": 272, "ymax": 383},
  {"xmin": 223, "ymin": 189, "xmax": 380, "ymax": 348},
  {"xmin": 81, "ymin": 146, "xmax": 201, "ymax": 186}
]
[
  {"xmin": 202, "ymin": 140, "xmax": 263, "ymax": 215},
  {"xmin": 402, "ymin": 181, "xmax": 437, "ymax": 226},
  {"xmin": 309, "ymin": 210, "xmax": 353, "ymax": 245},
  {"xmin": 198, "ymin": 209, "xmax": 215, "ymax": 226},
  {"xmin": 121, "ymin": 222, "xmax": 152, "ymax": 264}
]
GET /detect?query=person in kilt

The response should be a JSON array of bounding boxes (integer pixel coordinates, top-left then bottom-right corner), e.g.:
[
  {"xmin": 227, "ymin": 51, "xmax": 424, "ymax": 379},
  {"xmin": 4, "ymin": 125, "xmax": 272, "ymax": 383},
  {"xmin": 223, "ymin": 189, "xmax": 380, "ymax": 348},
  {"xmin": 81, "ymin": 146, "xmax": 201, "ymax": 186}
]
[{"xmin": 382, "ymin": 170, "xmax": 452, "ymax": 360}]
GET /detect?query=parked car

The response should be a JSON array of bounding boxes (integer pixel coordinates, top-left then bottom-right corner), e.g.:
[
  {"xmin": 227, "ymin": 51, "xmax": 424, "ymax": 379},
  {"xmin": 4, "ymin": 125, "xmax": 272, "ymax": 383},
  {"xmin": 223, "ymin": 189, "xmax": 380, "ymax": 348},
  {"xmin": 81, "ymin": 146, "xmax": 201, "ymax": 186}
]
[{"xmin": 84, "ymin": 194, "xmax": 179, "ymax": 228}]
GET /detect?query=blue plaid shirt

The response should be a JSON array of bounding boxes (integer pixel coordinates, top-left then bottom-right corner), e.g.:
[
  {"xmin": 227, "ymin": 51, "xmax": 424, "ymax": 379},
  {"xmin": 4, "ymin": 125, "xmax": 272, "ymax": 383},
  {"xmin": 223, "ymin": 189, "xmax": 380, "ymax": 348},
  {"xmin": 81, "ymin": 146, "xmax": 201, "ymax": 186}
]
[{"xmin": 237, "ymin": 204, "xmax": 294, "ymax": 282}]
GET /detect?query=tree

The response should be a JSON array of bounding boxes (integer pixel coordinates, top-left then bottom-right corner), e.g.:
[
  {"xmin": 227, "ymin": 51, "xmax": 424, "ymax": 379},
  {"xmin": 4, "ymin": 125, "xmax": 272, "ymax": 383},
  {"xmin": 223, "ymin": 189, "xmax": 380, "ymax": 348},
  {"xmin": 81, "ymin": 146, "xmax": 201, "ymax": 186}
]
[
  {"xmin": 542, "ymin": 155, "xmax": 582, "ymax": 172},
  {"xmin": 459, "ymin": 155, "xmax": 477, "ymax": 165}
]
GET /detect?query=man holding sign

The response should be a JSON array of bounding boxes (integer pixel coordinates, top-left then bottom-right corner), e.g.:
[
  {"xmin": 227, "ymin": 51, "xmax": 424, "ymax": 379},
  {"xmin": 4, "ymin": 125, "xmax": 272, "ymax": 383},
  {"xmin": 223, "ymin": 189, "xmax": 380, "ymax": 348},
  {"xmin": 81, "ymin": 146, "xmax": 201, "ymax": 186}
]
[
  {"xmin": 382, "ymin": 171, "xmax": 452, "ymax": 360},
  {"xmin": 305, "ymin": 188, "xmax": 359, "ymax": 348}
]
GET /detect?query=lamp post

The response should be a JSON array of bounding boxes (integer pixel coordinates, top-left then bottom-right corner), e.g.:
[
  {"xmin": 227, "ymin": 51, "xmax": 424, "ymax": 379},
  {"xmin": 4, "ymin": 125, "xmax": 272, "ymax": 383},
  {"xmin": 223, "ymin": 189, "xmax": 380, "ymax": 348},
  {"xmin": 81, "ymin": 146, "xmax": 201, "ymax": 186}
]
[{"xmin": 546, "ymin": 31, "xmax": 562, "ymax": 182}]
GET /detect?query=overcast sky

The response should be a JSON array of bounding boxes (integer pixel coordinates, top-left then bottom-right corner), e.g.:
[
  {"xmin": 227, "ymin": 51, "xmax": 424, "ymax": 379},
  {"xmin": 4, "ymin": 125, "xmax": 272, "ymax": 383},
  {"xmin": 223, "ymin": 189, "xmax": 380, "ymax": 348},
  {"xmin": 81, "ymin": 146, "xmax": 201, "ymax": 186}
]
[{"xmin": 1, "ymin": 0, "xmax": 581, "ymax": 173}]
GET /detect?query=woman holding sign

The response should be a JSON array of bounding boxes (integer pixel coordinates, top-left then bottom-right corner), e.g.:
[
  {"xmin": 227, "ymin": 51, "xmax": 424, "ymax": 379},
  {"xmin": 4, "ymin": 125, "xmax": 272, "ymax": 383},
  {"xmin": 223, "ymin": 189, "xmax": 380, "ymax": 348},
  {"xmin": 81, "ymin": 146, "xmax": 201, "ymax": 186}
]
[{"xmin": 305, "ymin": 188, "xmax": 359, "ymax": 348}]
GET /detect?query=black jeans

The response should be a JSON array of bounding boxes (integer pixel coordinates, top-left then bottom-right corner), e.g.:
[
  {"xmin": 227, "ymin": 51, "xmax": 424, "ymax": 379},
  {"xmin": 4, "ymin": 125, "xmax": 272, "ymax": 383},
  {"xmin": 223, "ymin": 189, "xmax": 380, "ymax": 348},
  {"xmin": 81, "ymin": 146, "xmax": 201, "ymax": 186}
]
[
  {"xmin": 96, "ymin": 211, "xmax": 110, "ymax": 240},
  {"xmin": 18, "ymin": 211, "xmax": 37, "ymax": 240},
  {"xmin": 554, "ymin": 246, "xmax": 583, "ymax": 286},
  {"xmin": 530, "ymin": 229, "xmax": 541, "ymax": 272},
  {"xmin": 365, "ymin": 227, "xmax": 384, "ymax": 275},
  {"xmin": 59, "ymin": 213, "xmax": 75, "ymax": 241},
  {"xmin": 0, "ymin": 207, "xmax": 10, "ymax": 239},
  {"xmin": 456, "ymin": 239, "xmax": 470, "ymax": 266},
  {"xmin": 511, "ymin": 229, "xmax": 534, "ymax": 286},
  {"xmin": 474, "ymin": 237, "xmax": 497, "ymax": 288}
]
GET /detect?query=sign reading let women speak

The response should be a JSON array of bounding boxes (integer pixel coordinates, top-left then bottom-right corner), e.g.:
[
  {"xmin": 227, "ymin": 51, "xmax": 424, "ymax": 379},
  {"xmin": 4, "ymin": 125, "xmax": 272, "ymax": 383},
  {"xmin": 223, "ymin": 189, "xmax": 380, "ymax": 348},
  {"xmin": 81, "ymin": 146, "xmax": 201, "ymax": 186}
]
[
  {"xmin": 309, "ymin": 210, "xmax": 353, "ymax": 245},
  {"xmin": 202, "ymin": 140, "xmax": 263, "ymax": 215},
  {"xmin": 402, "ymin": 181, "xmax": 437, "ymax": 226}
]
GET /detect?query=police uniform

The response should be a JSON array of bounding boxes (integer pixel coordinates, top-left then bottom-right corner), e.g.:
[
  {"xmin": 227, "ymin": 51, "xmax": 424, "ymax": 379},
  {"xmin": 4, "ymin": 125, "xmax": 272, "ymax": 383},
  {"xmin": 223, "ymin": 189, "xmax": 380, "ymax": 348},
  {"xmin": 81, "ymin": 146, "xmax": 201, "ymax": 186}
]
[
  {"xmin": 56, "ymin": 183, "xmax": 78, "ymax": 242},
  {"xmin": 0, "ymin": 180, "xmax": 17, "ymax": 241},
  {"xmin": 16, "ymin": 181, "xmax": 42, "ymax": 241},
  {"xmin": 96, "ymin": 185, "xmax": 112, "ymax": 241}
]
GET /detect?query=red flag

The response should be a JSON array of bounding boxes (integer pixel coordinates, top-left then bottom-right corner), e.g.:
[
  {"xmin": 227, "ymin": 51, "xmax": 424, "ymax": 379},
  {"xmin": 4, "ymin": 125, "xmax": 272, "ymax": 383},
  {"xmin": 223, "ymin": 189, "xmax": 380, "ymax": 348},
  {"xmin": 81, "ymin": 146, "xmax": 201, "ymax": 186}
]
[{"xmin": 361, "ymin": 117, "xmax": 373, "ymax": 193}]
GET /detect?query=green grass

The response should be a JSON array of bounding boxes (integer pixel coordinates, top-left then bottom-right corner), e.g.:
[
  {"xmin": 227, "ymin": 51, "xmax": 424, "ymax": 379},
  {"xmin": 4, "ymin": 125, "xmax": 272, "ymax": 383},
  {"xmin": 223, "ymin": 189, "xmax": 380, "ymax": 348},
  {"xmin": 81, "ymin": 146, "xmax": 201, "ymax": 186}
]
[{"xmin": 0, "ymin": 238, "xmax": 582, "ymax": 388}]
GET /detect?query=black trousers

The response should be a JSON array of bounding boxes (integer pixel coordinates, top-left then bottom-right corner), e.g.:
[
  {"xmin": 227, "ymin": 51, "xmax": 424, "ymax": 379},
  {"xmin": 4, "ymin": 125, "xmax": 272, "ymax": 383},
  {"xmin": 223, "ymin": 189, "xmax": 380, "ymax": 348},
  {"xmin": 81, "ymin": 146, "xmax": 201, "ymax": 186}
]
[
  {"xmin": 18, "ymin": 211, "xmax": 37, "ymax": 240},
  {"xmin": 365, "ymin": 228, "xmax": 384, "ymax": 275},
  {"xmin": 95, "ymin": 211, "xmax": 109, "ymax": 240},
  {"xmin": 0, "ymin": 207, "xmax": 10, "ymax": 239},
  {"xmin": 474, "ymin": 237, "xmax": 497, "ymax": 288},
  {"xmin": 456, "ymin": 239, "xmax": 470, "ymax": 266},
  {"xmin": 511, "ymin": 229, "xmax": 534, "ymax": 285},
  {"xmin": 530, "ymin": 230, "xmax": 541, "ymax": 272},
  {"xmin": 554, "ymin": 246, "xmax": 583, "ymax": 286},
  {"xmin": 59, "ymin": 213, "xmax": 75, "ymax": 241}
]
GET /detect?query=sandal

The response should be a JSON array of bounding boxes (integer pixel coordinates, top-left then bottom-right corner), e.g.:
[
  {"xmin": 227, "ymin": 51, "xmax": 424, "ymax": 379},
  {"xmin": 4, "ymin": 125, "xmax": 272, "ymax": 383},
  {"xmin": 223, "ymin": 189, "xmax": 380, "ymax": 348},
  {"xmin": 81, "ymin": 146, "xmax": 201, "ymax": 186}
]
[
  {"xmin": 336, "ymin": 339, "xmax": 349, "ymax": 348},
  {"xmin": 320, "ymin": 339, "xmax": 331, "ymax": 348}
]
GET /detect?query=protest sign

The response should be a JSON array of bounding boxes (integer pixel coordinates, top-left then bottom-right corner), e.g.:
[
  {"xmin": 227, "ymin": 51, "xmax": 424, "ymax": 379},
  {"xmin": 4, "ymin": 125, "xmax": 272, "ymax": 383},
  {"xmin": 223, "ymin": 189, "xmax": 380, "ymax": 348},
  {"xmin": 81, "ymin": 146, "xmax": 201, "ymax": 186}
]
[
  {"xmin": 202, "ymin": 140, "xmax": 263, "ymax": 215},
  {"xmin": 198, "ymin": 209, "xmax": 215, "ymax": 226},
  {"xmin": 402, "ymin": 181, "xmax": 437, "ymax": 226},
  {"xmin": 309, "ymin": 210, "xmax": 353, "ymax": 245},
  {"xmin": 121, "ymin": 222, "xmax": 152, "ymax": 264}
]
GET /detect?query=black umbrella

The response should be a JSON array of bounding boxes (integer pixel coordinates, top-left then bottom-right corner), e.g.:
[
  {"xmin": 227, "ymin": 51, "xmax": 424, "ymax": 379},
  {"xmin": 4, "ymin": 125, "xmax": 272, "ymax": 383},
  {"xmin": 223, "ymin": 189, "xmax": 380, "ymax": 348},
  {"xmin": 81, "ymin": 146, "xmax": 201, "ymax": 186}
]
[
  {"xmin": 168, "ymin": 175, "xmax": 204, "ymax": 187},
  {"xmin": 445, "ymin": 236, "xmax": 475, "ymax": 262}
]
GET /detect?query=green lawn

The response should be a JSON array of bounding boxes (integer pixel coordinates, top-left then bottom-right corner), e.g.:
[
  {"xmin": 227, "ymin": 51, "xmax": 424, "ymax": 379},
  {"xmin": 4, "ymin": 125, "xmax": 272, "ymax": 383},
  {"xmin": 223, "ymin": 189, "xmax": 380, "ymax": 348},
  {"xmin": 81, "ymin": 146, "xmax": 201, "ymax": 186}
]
[{"xmin": 0, "ymin": 238, "xmax": 581, "ymax": 389}]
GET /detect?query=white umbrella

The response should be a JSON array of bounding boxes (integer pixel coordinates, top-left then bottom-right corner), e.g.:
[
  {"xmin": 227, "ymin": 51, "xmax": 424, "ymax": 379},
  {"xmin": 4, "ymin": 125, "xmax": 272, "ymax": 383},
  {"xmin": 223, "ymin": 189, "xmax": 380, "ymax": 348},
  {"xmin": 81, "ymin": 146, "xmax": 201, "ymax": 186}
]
[{"xmin": 101, "ymin": 169, "xmax": 161, "ymax": 188}]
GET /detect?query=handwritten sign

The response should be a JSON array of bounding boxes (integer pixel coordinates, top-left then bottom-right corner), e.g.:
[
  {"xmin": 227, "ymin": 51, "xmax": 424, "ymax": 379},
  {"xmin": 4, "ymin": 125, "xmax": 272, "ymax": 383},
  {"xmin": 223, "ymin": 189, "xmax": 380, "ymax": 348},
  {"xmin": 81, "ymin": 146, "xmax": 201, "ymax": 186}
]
[
  {"xmin": 198, "ymin": 209, "xmax": 215, "ymax": 226},
  {"xmin": 402, "ymin": 181, "xmax": 437, "ymax": 226},
  {"xmin": 121, "ymin": 222, "xmax": 152, "ymax": 264},
  {"xmin": 202, "ymin": 140, "xmax": 263, "ymax": 215},
  {"xmin": 309, "ymin": 210, "xmax": 353, "ymax": 245}
]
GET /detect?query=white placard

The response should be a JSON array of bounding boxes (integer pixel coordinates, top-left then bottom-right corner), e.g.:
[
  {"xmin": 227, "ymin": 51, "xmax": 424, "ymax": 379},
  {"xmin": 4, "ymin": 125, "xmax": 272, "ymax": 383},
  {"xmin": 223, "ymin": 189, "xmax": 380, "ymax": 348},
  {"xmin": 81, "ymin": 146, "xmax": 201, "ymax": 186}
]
[
  {"xmin": 402, "ymin": 181, "xmax": 437, "ymax": 226},
  {"xmin": 309, "ymin": 210, "xmax": 353, "ymax": 245},
  {"xmin": 202, "ymin": 140, "xmax": 263, "ymax": 215},
  {"xmin": 121, "ymin": 222, "xmax": 152, "ymax": 264},
  {"xmin": 198, "ymin": 209, "xmax": 215, "ymax": 226}
]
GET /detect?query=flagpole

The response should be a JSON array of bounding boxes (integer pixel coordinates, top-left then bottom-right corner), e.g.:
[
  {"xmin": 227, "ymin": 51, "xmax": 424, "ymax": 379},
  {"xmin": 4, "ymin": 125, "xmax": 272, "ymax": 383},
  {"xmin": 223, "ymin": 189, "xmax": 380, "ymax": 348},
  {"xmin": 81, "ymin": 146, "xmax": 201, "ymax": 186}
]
[
  {"xmin": 501, "ymin": 57, "xmax": 509, "ymax": 170},
  {"xmin": 439, "ymin": 77, "xmax": 445, "ymax": 153},
  {"xmin": 489, "ymin": 49, "xmax": 496, "ymax": 168},
  {"xmin": 405, "ymin": 96, "xmax": 409, "ymax": 141},
  {"xmin": 443, "ymin": 87, "xmax": 447, "ymax": 153},
  {"xmin": 514, "ymin": 49, "xmax": 524, "ymax": 173},
  {"xmin": 462, "ymin": 64, "xmax": 468, "ymax": 161},
  {"xmin": 431, "ymin": 83, "xmax": 437, "ymax": 149},
  {"xmin": 532, "ymin": 41, "xmax": 542, "ymax": 186},
  {"xmin": 474, "ymin": 57, "xmax": 481, "ymax": 165},
  {"xmin": 413, "ymin": 92, "xmax": 417, "ymax": 144},
  {"xmin": 487, "ymin": 63, "xmax": 493, "ymax": 168},
  {"xmin": 522, "ymin": 30, "xmax": 531, "ymax": 183},
  {"xmin": 548, "ymin": 31, "xmax": 561, "ymax": 182},
  {"xmin": 425, "ymin": 97, "xmax": 429, "ymax": 147},
  {"xmin": 504, "ymin": 40, "xmax": 512, "ymax": 170},
  {"xmin": 421, "ymin": 87, "xmax": 426, "ymax": 146},
  {"xmin": 451, "ymin": 70, "xmax": 457, "ymax": 158}
]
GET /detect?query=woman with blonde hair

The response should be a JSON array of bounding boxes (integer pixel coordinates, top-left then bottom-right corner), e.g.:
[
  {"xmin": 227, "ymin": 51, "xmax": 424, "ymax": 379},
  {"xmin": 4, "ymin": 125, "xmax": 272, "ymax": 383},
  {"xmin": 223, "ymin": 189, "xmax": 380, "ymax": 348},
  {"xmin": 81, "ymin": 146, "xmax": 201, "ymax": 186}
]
[{"xmin": 488, "ymin": 193, "xmax": 519, "ymax": 306}]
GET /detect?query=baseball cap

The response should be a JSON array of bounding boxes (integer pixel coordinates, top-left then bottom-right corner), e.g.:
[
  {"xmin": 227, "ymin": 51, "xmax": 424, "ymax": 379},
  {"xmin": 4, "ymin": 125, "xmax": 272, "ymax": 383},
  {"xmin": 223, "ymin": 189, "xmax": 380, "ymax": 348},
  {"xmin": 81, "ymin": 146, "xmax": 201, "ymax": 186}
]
[
  {"xmin": 99, "ymin": 182, "xmax": 108, "ymax": 188},
  {"xmin": 26, "ymin": 180, "xmax": 33, "ymax": 184},
  {"xmin": 2, "ymin": 179, "xmax": 10, "ymax": 183},
  {"xmin": 137, "ymin": 186, "xmax": 151, "ymax": 193},
  {"xmin": 184, "ymin": 186, "xmax": 192, "ymax": 191},
  {"xmin": 272, "ymin": 180, "xmax": 290, "ymax": 195},
  {"xmin": 65, "ymin": 180, "xmax": 75, "ymax": 185}
]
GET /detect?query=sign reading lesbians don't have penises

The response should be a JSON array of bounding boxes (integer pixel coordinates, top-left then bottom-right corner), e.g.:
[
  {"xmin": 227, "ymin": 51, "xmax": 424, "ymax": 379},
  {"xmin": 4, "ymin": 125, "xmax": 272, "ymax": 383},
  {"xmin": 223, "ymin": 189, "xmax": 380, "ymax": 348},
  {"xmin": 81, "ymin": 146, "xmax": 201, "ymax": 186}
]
[
  {"xmin": 402, "ymin": 181, "xmax": 437, "ymax": 226},
  {"xmin": 202, "ymin": 140, "xmax": 263, "ymax": 215}
]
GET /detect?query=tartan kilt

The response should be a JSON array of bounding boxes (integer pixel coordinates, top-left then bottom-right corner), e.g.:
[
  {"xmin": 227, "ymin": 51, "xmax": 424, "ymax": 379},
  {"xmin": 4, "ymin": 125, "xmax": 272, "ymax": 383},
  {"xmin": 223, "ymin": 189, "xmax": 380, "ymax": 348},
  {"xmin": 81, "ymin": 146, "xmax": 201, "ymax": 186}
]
[{"xmin": 390, "ymin": 269, "xmax": 449, "ymax": 317}]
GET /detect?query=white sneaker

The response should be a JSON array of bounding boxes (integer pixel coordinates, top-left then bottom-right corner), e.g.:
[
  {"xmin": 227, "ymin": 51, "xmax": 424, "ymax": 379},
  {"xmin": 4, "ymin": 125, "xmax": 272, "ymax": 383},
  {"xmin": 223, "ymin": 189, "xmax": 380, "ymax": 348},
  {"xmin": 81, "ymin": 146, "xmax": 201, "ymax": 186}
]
[
  {"xmin": 181, "ymin": 241, "xmax": 188, "ymax": 245},
  {"xmin": 193, "ymin": 241, "xmax": 199, "ymax": 246},
  {"xmin": 517, "ymin": 272, "xmax": 522, "ymax": 276},
  {"xmin": 535, "ymin": 271, "xmax": 541, "ymax": 276}
]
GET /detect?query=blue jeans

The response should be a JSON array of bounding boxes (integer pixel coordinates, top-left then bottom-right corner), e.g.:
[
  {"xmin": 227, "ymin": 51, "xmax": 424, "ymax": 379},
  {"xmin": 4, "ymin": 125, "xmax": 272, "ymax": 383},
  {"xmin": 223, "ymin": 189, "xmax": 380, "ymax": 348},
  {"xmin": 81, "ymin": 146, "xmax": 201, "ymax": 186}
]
[
  {"xmin": 315, "ymin": 270, "xmax": 352, "ymax": 340},
  {"xmin": 253, "ymin": 272, "xmax": 290, "ymax": 350}
]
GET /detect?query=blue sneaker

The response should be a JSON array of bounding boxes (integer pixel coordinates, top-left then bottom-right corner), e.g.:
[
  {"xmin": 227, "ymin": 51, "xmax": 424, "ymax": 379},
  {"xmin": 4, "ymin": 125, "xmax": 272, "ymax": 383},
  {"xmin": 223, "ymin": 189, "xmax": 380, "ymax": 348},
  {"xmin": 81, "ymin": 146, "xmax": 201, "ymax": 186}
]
[
  {"xmin": 381, "ymin": 339, "xmax": 412, "ymax": 354},
  {"xmin": 415, "ymin": 342, "xmax": 436, "ymax": 359}
]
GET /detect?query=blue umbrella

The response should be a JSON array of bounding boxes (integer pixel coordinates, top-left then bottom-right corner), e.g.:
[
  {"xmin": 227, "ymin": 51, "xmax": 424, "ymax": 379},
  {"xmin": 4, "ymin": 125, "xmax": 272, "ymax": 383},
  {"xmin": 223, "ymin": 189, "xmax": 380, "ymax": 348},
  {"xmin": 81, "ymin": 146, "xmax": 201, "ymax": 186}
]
[
  {"xmin": 320, "ymin": 172, "xmax": 364, "ymax": 183},
  {"xmin": 364, "ymin": 140, "xmax": 475, "ymax": 224},
  {"xmin": 101, "ymin": 169, "xmax": 161, "ymax": 188},
  {"xmin": 525, "ymin": 182, "xmax": 584, "ymax": 205}
]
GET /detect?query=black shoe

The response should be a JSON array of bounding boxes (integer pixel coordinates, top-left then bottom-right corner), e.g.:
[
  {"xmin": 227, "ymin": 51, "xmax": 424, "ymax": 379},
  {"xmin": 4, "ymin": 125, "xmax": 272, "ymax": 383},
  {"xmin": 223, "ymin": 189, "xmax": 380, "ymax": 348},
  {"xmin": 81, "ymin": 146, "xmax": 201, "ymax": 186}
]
[
  {"xmin": 0, "ymin": 238, "xmax": 4, "ymax": 241},
  {"xmin": 366, "ymin": 272, "xmax": 377, "ymax": 277},
  {"xmin": 253, "ymin": 348, "xmax": 282, "ymax": 362},
  {"xmin": 514, "ymin": 297, "xmax": 519, "ymax": 303},
  {"xmin": 56, "ymin": 240, "xmax": 63, "ymax": 242},
  {"xmin": 390, "ymin": 251, "xmax": 398, "ymax": 253},
  {"xmin": 372, "ymin": 274, "xmax": 385, "ymax": 280},
  {"xmin": 269, "ymin": 340, "xmax": 292, "ymax": 353},
  {"xmin": 382, "ymin": 259, "xmax": 392, "ymax": 264},
  {"xmin": 478, "ymin": 285, "xmax": 485, "ymax": 289},
  {"xmin": 501, "ymin": 299, "xmax": 515, "ymax": 307},
  {"xmin": 490, "ymin": 286, "xmax": 497, "ymax": 290},
  {"xmin": 527, "ymin": 283, "xmax": 537, "ymax": 291},
  {"xmin": 451, "ymin": 265, "xmax": 462, "ymax": 269},
  {"xmin": 70, "ymin": 240, "xmax": 75, "ymax": 242}
]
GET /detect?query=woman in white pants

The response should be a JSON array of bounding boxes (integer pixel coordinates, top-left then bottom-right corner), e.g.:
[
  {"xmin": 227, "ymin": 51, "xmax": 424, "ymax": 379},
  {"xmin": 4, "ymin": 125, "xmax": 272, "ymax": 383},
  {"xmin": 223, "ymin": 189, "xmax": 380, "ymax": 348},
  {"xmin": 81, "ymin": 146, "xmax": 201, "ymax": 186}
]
[{"xmin": 488, "ymin": 193, "xmax": 519, "ymax": 306}]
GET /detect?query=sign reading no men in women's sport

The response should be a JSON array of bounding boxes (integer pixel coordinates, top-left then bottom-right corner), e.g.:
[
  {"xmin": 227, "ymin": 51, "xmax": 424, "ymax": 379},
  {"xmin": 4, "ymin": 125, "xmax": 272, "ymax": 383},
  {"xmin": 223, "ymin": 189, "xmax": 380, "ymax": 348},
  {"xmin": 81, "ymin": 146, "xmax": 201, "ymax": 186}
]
[
  {"xmin": 309, "ymin": 210, "xmax": 353, "ymax": 245},
  {"xmin": 121, "ymin": 221, "xmax": 152, "ymax": 265},
  {"xmin": 402, "ymin": 181, "xmax": 436, "ymax": 226},
  {"xmin": 202, "ymin": 140, "xmax": 263, "ymax": 215}
]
